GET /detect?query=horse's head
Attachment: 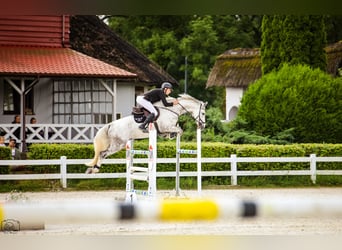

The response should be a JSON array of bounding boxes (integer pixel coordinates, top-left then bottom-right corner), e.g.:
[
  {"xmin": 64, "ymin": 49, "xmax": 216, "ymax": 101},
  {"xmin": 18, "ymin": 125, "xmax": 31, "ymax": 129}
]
[{"xmin": 178, "ymin": 94, "xmax": 207, "ymax": 130}]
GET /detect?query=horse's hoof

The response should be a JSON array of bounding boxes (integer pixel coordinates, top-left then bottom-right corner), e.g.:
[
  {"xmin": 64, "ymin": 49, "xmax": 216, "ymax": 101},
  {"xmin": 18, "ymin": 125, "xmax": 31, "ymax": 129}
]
[
  {"xmin": 92, "ymin": 167, "xmax": 100, "ymax": 173},
  {"xmin": 85, "ymin": 167, "xmax": 93, "ymax": 174},
  {"xmin": 169, "ymin": 132, "xmax": 177, "ymax": 139},
  {"xmin": 139, "ymin": 127, "xmax": 148, "ymax": 133},
  {"xmin": 85, "ymin": 167, "xmax": 99, "ymax": 174}
]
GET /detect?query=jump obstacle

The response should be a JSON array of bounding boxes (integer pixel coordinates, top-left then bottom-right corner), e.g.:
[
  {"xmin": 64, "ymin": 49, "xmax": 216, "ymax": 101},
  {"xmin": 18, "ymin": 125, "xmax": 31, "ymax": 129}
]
[
  {"xmin": 1, "ymin": 197, "xmax": 342, "ymax": 229},
  {"xmin": 175, "ymin": 127, "xmax": 202, "ymax": 196},
  {"xmin": 125, "ymin": 122, "xmax": 157, "ymax": 202},
  {"xmin": 125, "ymin": 122, "xmax": 202, "ymax": 201}
]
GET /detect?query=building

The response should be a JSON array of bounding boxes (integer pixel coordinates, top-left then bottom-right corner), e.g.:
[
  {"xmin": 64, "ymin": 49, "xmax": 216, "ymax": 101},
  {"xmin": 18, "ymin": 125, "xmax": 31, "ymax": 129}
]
[
  {"xmin": 206, "ymin": 42, "xmax": 342, "ymax": 121},
  {"xmin": 0, "ymin": 15, "xmax": 178, "ymax": 149}
]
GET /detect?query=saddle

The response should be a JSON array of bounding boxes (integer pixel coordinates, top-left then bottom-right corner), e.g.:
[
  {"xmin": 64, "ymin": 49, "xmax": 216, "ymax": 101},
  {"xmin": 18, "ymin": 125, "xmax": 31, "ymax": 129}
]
[
  {"xmin": 131, "ymin": 106, "xmax": 160, "ymax": 124},
  {"xmin": 131, "ymin": 106, "xmax": 177, "ymax": 139}
]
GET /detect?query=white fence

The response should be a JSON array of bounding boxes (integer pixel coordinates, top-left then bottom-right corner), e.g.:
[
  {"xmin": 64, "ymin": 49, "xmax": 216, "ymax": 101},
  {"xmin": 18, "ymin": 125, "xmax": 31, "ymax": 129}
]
[
  {"xmin": 0, "ymin": 124, "xmax": 104, "ymax": 143},
  {"xmin": 0, "ymin": 154, "xmax": 341, "ymax": 188}
]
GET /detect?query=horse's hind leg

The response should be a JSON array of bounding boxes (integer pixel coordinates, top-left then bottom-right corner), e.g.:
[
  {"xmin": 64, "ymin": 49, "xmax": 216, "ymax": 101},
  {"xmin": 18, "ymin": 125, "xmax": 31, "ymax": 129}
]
[
  {"xmin": 85, "ymin": 129, "xmax": 110, "ymax": 173},
  {"xmin": 86, "ymin": 139, "xmax": 125, "ymax": 174}
]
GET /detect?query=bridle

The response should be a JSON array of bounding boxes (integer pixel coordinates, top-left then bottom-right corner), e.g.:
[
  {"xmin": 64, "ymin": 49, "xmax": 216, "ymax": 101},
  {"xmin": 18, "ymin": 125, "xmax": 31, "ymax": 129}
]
[
  {"xmin": 158, "ymin": 101, "xmax": 205, "ymax": 129},
  {"xmin": 178, "ymin": 102, "xmax": 205, "ymax": 129}
]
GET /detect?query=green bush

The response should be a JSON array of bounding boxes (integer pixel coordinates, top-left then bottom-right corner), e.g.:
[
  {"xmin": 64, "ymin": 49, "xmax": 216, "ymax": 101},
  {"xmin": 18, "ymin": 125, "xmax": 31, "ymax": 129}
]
[
  {"xmin": 238, "ymin": 64, "xmax": 342, "ymax": 143},
  {"xmin": 0, "ymin": 146, "xmax": 11, "ymax": 160},
  {"xmin": 0, "ymin": 146, "xmax": 11, "ymax": 174}
]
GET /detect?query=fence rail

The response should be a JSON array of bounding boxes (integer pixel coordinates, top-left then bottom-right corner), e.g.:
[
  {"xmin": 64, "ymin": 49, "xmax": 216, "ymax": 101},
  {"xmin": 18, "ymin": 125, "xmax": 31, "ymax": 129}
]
[
  {"xmin": 0, "ymin": 124, "xmax": 104, "ymax": 143},
  {"xmin": 1, "ymin": 154, "xmax": 341, "ymax": 188}
]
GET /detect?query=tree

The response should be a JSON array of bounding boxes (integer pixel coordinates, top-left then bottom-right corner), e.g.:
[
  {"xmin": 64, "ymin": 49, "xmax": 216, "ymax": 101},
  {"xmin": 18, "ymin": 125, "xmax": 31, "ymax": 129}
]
[
  {"xmin": 260, "ymin": 15, "xmax": 283, "ymax": 75},
  {"xmin": 261, "ymin": 15, "xmax": 327, "ymax": 75},
  {"xmin": 324, "ymin": 15, "xmax": 342, "ymax": 44},
  {"xmin": 179, "ymin": 16, "xmax": 220, "ymax": 98},
  {"xmin": 107, "ymin": 15, "xmax": 262, "ymax": 106}
]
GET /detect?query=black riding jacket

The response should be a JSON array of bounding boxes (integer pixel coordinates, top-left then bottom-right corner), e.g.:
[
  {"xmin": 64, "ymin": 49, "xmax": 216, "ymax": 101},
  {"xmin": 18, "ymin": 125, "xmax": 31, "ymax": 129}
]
[{"xmin": 143, "ymin": 89, "xmax": 173, "ymax": 107}]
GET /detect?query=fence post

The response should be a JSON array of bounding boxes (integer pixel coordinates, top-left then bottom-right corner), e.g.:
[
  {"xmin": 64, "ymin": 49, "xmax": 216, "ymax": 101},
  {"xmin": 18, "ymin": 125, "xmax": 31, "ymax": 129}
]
[
  {"xmin": 310, "ymin": 154, "xmax": 317, "ymax": 184},
  {"xmin": 196, "ymin": 127, "xmax": 202, "ymax": 196},
  {"xmin": 175, "ymin": 132, "xmax": 181, "ymax": 196},
  {"xmin": 60, "ymin": 156, "xmax": 67, "ymax": 188},
  {"xmin": 231, "ymin": 154, "xmax": 237, "ymax": 186}
]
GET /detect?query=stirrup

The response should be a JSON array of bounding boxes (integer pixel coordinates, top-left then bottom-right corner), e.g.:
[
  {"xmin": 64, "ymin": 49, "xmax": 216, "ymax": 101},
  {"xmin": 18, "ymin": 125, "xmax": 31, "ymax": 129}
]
[{"xmin": 139, "ymin": 126, "xmax": 148, "ymax": 133}]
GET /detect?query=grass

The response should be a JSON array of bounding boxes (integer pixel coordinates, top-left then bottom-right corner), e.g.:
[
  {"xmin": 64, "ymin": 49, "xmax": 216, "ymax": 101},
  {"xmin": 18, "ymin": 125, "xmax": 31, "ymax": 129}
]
[{"xmin": 1, "ymin": 175, "xmax": 341, "ymax": 193}]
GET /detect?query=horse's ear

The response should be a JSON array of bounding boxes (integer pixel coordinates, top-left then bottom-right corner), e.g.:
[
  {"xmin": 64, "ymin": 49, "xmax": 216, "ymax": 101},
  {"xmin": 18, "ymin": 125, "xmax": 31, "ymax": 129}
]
[{"xmin": 204, "ymin": 101, "xmax": 208, "ymax": 107}]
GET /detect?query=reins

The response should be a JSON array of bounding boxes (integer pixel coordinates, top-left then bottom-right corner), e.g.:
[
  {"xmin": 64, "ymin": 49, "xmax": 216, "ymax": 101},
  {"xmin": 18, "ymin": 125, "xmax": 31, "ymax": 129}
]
[
  {"xmin": 157, "ymin": 100, "xmax": 205, "ymax": 129},
  {"xmin": 180, "ymin": 102, "xmax": 205, "ymax": 129}
]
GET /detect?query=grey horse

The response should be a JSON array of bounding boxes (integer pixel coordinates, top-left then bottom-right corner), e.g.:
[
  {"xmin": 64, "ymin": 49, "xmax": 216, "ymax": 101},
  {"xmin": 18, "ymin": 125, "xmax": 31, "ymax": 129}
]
[{"xmin": 85, "ymin": 94, "xmax": 206, "ymax": 173}]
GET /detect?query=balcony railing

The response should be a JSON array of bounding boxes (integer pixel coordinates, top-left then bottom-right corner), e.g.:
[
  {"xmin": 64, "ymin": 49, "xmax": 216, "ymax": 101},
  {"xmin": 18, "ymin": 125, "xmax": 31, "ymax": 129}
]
[{"xmin": 0, "ymin": 124, "xmax": 104, "ymax": 144}]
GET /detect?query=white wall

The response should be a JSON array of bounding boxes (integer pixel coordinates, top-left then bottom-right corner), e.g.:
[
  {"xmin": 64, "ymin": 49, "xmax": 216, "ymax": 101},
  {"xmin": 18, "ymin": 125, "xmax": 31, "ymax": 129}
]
[
  {"xmin": 116, "ymin": 83, "xmax": 136, "ymax": 118},
  {"xmin": 225, "ymin": 87, "xmax": 243, "ymax": 121}
]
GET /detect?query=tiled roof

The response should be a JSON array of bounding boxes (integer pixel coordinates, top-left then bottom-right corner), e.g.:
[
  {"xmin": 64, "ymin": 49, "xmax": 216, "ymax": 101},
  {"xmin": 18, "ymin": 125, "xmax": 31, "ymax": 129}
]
[
  {"xmin": 70, "ymin": 15, "xmax": 178, "ymax": 85},
  {"xmin": 0, "ymin": 46, "xmax": 137, "ymax": 78}
]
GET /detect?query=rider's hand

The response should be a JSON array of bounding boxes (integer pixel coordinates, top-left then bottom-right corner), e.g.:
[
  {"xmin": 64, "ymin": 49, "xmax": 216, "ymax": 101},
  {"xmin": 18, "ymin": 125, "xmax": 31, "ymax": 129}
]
[{"xmin": 173, "ymin": 99, "xmax": 179, "ymax": 105}]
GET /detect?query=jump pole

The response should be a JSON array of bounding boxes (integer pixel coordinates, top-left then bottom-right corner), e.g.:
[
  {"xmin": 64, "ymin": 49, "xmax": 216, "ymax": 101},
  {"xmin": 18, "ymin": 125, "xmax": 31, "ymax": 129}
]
[
  {"xmin": 175, "ymin": 126, "xmax": 202, "ymax": 196},
  {"xmin": 125, "ymin": 122, "xmax": 157, "ymax": 202},
  {"xmin": 1, "ymin": 197, "xmax": 342, "ymax": 226}
]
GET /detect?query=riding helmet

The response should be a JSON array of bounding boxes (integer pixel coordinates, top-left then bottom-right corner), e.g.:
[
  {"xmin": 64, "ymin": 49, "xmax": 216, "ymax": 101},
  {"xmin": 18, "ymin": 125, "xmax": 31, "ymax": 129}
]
[{"xmin": 161, "ymin": 82, "xmax": 173, "ymax": 90}]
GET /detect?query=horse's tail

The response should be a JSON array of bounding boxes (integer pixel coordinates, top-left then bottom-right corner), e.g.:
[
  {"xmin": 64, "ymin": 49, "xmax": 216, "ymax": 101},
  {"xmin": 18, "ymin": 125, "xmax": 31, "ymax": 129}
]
[{"xmin": 85, "ymin": 124, "xmax": 111, "ymax": 167}]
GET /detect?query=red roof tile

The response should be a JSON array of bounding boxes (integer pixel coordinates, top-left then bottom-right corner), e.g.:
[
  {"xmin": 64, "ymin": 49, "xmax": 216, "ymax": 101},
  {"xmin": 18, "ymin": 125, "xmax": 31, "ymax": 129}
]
[{"xmin": 0, "ymin": 46, "xmax": 137, "ymax": 78}]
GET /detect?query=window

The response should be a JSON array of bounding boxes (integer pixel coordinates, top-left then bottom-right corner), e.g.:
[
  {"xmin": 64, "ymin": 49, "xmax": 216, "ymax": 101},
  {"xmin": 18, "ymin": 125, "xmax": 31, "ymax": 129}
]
[
  {"xmin": 338, "ymin": 61, "xmax": 342, "ymax": 77},
  {"xmin": 135, "ymin": 86, "xmax": 145, "ymax": 106},
  {"xmin": 53, "ymin": 79, "xmax": 114, "ymax": 124},
  {"xmin": 229, "ymin": 106, "xmax": 238, "ymax": 120},
  {"xmin": 3, "ymin": 79, "xmax": 34, "ymax": 115}
]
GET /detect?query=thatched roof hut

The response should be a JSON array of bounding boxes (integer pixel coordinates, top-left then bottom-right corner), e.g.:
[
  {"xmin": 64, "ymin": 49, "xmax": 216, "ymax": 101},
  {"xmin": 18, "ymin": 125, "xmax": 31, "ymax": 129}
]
[
  {"xmin": 326, "ymin": 40, "xmax": 342, "ymax": 76},
  {"xmin": 206, "ymin": 41, "xmax": 342, "ymax": 88},
  {"xmin": 206, "ymin": 48, "xmax": 261, "ymax": 88},
  {"xmin": 70, "ymin": 15, "xmax": 178, "ymax": 86}
]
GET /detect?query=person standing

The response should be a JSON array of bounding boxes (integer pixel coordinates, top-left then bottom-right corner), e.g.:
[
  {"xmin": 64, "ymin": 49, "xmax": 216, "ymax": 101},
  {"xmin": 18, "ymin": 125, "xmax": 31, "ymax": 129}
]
[
  {"xmin": 8, "ymin": 138, "xmax": 21, "ymax": 160},
  {"xmin": 27, "ymin": 117, "xmax": 44, "ymax": 139},
  {"xmin": 11, "ymin": 115, "xmax": 21, "ymax": 140},
  {"xmin": 8, "ymin": 138, "xmax": 23, "ymax": 171},
  {"xmin": 0, "ymin": 136, "xmax": 6, "ymax": 146}
]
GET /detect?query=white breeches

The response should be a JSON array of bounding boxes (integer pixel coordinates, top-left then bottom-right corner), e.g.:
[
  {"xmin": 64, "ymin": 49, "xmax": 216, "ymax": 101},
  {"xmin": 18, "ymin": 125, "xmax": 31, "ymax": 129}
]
[{"xmin": 136, "ymin": 96, "xmax": 158, "ymax": 116}]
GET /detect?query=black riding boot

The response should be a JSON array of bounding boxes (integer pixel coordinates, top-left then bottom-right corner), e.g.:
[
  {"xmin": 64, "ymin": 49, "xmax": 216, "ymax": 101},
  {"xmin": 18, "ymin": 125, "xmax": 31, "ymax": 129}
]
[{"xmin": 139, "ymin": 113, "xmax": 155, "ymax": 132}]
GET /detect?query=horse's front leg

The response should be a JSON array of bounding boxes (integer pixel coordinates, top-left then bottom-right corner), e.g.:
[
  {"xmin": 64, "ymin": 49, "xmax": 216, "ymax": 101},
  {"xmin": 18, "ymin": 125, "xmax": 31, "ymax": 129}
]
[
  {"xmin": 164, "ymin": 125, "xmax": 183, "ymax": 139},
  {"xmin": 170, "ymin": 125, "xmax": 183, "ymax": 135}
]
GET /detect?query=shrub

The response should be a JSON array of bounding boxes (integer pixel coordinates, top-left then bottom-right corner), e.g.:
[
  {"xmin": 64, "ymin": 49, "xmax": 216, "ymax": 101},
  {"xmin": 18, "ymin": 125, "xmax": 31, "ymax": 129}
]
[{"xmin": 238, "ymin": 64, "xmax": 342, "ymax": 143}]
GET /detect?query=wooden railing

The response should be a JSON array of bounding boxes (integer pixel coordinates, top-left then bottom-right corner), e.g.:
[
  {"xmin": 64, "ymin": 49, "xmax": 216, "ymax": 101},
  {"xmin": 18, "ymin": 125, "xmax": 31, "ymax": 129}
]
[
  {"xmin": 0, "ymin": 154, "xmax": 341, "ymax": 188},
  {"xmin": 0, "ymin": 124, "xmax": 104, "ymax": 143}
]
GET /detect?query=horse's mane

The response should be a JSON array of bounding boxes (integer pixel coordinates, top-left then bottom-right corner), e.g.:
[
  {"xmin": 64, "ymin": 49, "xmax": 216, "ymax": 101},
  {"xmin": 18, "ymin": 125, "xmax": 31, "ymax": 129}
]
[
  {"xmin": 155, "ymin": 93, "xmax": 201, "ymax": 106},
  {"xmin": 177, "ymin": 93, "xmax": 200, "ymax": 102}
]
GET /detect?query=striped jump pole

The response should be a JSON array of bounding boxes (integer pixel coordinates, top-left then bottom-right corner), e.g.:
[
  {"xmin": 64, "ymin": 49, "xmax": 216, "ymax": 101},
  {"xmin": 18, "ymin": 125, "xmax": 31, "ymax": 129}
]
[
  {"xmin": 1, "ymin": 197, "xmax": 342, "ymax": 228},
  {"xmin": 175, "ymin": 127, "xmax": 202, "ymax": 196},
  {"xmin": 125, "ymin": 122, "xmax": 157, "ymax": 202},
  {"xmin": 0, "ymin": 202, "xmax": 45, "ymax": 231}
]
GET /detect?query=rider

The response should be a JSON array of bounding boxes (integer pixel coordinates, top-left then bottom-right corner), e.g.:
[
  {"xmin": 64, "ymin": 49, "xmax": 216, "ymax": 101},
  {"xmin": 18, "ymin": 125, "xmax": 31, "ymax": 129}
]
[{"xmin": 136, "ymin": 82, "xmax": 179, "ymax": 132}]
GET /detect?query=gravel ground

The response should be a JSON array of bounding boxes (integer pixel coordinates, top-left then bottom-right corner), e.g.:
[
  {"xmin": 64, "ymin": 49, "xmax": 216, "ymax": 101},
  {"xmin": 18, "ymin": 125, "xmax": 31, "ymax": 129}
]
[{"xmin": 1, "ymin": 187, "xmax": 342, "ymax": 235}]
